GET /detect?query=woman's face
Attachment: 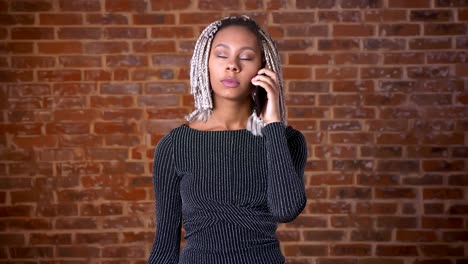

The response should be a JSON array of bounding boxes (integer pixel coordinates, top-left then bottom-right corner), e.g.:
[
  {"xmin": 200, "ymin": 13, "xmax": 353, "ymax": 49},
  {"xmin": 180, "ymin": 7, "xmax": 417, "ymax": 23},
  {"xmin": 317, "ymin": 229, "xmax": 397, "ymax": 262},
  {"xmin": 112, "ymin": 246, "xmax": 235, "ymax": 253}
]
[{"xmin": 208, "ymin": 25, "xmax": 263, "ymax": 106}]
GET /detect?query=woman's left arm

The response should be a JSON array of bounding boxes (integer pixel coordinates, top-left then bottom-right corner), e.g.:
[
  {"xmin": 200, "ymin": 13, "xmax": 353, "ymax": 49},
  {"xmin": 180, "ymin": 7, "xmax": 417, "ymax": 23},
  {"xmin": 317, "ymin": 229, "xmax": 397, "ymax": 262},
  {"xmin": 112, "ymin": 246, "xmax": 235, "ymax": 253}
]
[{"xmin": 263, "ymin": 122, "xmax": 308, "ymax": 223}]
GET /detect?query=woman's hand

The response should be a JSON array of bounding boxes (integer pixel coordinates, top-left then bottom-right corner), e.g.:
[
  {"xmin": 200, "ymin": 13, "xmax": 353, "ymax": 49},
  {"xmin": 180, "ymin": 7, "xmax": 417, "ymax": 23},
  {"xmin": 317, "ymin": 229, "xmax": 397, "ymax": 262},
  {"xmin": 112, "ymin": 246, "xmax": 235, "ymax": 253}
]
[{"xmin": 251, "ymin": 68, "xmax": 281, "ymax": 125}]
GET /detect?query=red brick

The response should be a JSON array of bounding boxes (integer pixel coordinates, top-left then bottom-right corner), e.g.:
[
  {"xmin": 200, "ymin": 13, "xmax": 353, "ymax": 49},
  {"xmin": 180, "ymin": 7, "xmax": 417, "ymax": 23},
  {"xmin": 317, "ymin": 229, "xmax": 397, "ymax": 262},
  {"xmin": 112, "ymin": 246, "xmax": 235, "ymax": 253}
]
[
  {"xmin": 272, "ymin": 12, "xmax": 316, "ymax": 23},
  {"xmin": 379, "ymin": 24, "xmax": 421, "ymax": 36},
  {"xmin": 133, "ymin": 14, "xmax": 175, "ymax": 25},
  {"xmin": 356, "ymin": 202, "xmax": 398, "ymax": 214},
  {"xmin": 403, "ymin": 174, "xmax": 444, "ymax": 185},
  {"xmin": 102, "ymin": 216, "xmax": 145, "ymax": 228},
  {"xmin": 284, "ymin": 244, "xmax": 328, "ymax": 256},
  {"xmin": 86, "ymin": 13, "xmax": 128, "ymax": 24},
  {"xmin": 364, "ymin": 38, "xmax": 406, "ymax": 50},
  {"xmin": 422, "ymin": 160, "xmax": 465, "ymax": 172},
  {"xmin": 297, "ymin": 0, "xmax": 336, "ymax": 8},
  {"xmin": 330, "ymin": 133, "xmax": 373, "ymax": 144},
  {"xmin": 40, "ymin": 14, "xmax": 83, "ymax": 25},
  {"xmin": 285, "ymin": 94, "xmax": 316, "ymax": 105},
  {"xmin": 57, "ymin": 28, "xmax": 101, "ymax": 39},
  {"xmin": 84, "ymin": 41, "xmax": 129, "ymax": 54},
  {"xmin": 59, "ymin": 56, "xmax": 101, "ymax": 68},
  {"xmin": 102, "ymin": 246, "xmax": 146, "ymax": 258},
  {"xmin": 105, "ymin": 0, "xmax": 147, "ymax": 12},
  {"xmin": 411, "ymin": 10, "xmax": 453, "ymax": 21},
  {"xmin": 288, "ymin": 107, "xmax": 328, "ymax": 118},
  {"xmin": 318, "ymin": 10, "xmax": 360, "ymax": 22},
  {"xmin": 30, "ymin": 233, "xmax": 72, "ymax": 245},
  {"xmin": 377, "ymin": 217, "xmax": 418, "ymax": 228},
  {"xmin": 332, "ymin": 159, "xmax": 373, "ymax": 171},
  {"xmin": 357, "ymin": 173, "xmax": 400, "ymax": 185},
  {"xmin": 9, "ymin": 246, "xmax": 54, "ymax": 258},
  {"xmin": 286, "ymin": 25, "xmax": 328, "ymax": 37},
  {"xmin": 283, "ymin": 67, "xmax": 312, "ymax": 79},
  {"xmin": 436, "ymin": 0, "xmax": 468, "ymax": 6},
  {"xmin": 0, "ymin": 14, "xmax": 35, "ymax": 25},
  {"xmin": 59, "ymin": 0, "xmax": 100, "ymax": 11},
  {"xmin": 316, "ymin": 67, "xmax": 358, "ymax": 80},
  {"xmin": 38, "ymin": 70, "xmax": 81, "ymax": 82},
  {"xmin": 309, "ymin": 202, "xmax": 352, "ymax": 214},
  {"xmin": 424, "ymin": 23, "xmax": 467, "ymax": 35},
  {"xmin": 333, "ymin": 107, "xmax": 375, "ymax": 119},
  {"xmin": 76, "ymin": 232, "xmax": 119, "ymax": 244},
  {"xmin": 106, "ymin": 55, "xmax": 148, "ymax": 67},
  {"xmin": 423, "ymin": 188, "xmax": 464, "ymax": 199},
  {"xmin": 0, "ymin": 234, "xmax": 25, "ymax": 245},
  {"xmin": 449, "ymin": 174, "xmax": 468, "ymax": 185},
  {"xmin": 134, "ymin": 41, "xmax": 176, "ymax": 53},
  {"xmin": 198, "ymin": 0, "xmax": 240, "ymax": 9},
  {"xmin": 11, "ymin": 56, "xmax": 55, "ymax": 68},
  {"xmin": 361, "ymin": 146, "xmax": 403, "ymax": 158},
  {"xmin": 459, "ymin": 8, "xmax": 468, "ymax": 20},
  {"xmin": 420, "ymin": 244, "xmax": 465, "ymax": 256},
  {"xmin": 361, "ymin": 67, "xmax": 402, "ymax": 79},
  {"xmin": 151, "ymin": 0, "xmax": 191, "ymax": 10},
  {"xmin": 315, "ymin": 145, "xmax": 356, "ymax": 158},
  {"xmin": 57, "ymin": 246, "xmax": 100, "ymax": 258},
  {"xmin": 364, "ymin": 10, "xmax": 406, "ymax": 22},
  {"xmin": 351, "ymin": 230, "xmax": 392, "ymax": 241},
  {"xmin": 0, "ymin": 42, "xmax": 34, "ymax": 53},
  {"xmin": 376, "ymin": 245, "xmax": 418, "ymax": 256},
  {"xmin": 288, "ymin": 53, "xmax": 331, "ymax": 65},
  {"xmin": 104, "ymin": 27, "xmax": 147, "ymax": 39},
  {"xmin": 345, "ymin": 0, "xmax": 384, "ymax": 7},
  {"xmin": 11, "ymin": 27, "xmax": 54, "ymax": 40},
  {"xmin": 285, "ymin": 216, "xmax": 326, "ymax": 228},
  {"xmin": 329, "ymin": 187, "xmax": 372, "ymax": 199},
  {"xmin": 396, "ymin": 230, "xmax": 438, "ymax": 242},
  {"xmin": 11, "ymin": 0, "xmax": 53, "ymax": 11},
  {"xmin": 375, "ymin": 187, "xmax": 417, "ymax": 198},
  {"xmin": 359, "ymin": 259, "xmax": 404, "ymax": 264},
  {"xmin": 38, "ymin": 41, "xmax": 83, "ymax": 54},
  {"xmin": 334, "ymin": 53, "xmax": 380, "ymax": 65},
  {"xmin": 304, "ymin": 231, "xmax": 344, "ymax": 241},
  {"xmin": 151, "ymin": 26, "xmax": 194, "ymax": 38},
  {"xmin": 388, "ymin": 0, "xmax": 431, "ymax": 7},
  {"xmin": 331, "ymin": 244, "xmax": 372, "ymax": 256},
  {"xmin": 333, "ymin": 25, "xmax": 375, "ymax": 37},
  {"xmin": 318, "ymin": 39, "xmax": 359, "ymax": 51}
]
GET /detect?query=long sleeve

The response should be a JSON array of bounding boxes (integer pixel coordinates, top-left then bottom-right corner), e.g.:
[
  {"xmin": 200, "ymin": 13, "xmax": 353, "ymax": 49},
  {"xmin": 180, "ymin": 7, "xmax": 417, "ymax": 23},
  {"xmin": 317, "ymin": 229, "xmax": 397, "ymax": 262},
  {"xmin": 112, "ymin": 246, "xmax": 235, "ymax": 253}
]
[
  {"xmin": 148, "ymin": 134, "xmax": 181, "ymax": 264},
  {"xmin": 263, "ymin": 122, "xmax": 308, "ymax": 223}
]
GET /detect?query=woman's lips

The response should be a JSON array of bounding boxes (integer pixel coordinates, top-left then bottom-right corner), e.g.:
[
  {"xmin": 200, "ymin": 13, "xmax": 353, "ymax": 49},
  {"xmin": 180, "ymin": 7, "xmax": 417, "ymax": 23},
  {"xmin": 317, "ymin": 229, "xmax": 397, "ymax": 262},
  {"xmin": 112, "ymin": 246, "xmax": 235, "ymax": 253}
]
[{"xmin": 221, "ymin": 79, "xmax": 240, "ymax": 88}]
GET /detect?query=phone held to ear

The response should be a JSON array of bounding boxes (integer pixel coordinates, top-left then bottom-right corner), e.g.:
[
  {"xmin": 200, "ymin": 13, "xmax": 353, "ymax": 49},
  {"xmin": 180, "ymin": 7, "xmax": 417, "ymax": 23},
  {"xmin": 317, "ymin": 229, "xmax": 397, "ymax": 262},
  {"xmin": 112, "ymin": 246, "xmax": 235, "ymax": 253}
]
[{"xmin": 253, "ymin": 85, "xmax": 267, "ymax": 117}]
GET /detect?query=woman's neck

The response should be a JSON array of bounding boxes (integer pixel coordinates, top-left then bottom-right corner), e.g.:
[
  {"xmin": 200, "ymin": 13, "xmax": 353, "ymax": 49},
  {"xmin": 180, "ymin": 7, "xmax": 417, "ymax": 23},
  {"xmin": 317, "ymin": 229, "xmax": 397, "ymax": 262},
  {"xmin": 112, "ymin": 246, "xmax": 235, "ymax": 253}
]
[{"xmin": 203, "ymin": 98, "xmax": 253, "ymax": 131}]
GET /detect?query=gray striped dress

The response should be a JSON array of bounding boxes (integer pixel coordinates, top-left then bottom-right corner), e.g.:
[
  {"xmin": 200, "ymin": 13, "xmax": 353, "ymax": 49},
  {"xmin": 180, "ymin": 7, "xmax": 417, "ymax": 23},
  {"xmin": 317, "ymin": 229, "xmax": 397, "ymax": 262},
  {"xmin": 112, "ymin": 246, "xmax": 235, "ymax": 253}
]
[{"xmin": 148, "ymin": 122, "xmax": 307, "ymax": 264}]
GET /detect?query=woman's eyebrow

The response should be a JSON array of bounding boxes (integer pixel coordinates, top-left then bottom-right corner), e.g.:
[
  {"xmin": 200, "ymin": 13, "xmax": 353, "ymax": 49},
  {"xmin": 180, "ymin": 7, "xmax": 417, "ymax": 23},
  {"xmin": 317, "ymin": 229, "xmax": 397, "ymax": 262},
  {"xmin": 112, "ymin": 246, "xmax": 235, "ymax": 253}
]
[{"xmin": 214, "ymin": 43, "xmax": 256, "ymax": 52}]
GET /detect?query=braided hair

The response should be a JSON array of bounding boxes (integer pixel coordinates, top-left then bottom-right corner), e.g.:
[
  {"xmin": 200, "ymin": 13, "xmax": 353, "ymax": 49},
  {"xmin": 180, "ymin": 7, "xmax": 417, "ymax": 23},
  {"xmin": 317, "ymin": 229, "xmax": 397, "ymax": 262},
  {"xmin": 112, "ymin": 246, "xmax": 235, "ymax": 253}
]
[{"xmin": 185, "ymin": 15, "xmax": 286, "ymax": 136}]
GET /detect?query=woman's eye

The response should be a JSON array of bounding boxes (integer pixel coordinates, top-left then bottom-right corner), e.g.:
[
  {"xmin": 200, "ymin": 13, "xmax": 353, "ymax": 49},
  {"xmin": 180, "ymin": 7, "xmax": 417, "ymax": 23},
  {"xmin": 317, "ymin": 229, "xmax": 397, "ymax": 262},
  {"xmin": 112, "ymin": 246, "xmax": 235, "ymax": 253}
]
[
  {"xmin": 240, "ymin": 57, "xmax": 253, "ymax": 61},
  {"xmin": 217, "ymin": 55, "xmax": 227, "ymax": 58}
]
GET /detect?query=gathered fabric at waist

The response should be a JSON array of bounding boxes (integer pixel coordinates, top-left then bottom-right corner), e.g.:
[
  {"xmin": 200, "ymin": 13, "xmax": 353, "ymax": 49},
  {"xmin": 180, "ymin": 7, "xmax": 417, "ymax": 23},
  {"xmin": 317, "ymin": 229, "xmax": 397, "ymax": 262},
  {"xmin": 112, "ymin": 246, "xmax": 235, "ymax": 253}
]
[{"xmin": 182, "ymin": 202, "xmax": 279, "ymax": 252}]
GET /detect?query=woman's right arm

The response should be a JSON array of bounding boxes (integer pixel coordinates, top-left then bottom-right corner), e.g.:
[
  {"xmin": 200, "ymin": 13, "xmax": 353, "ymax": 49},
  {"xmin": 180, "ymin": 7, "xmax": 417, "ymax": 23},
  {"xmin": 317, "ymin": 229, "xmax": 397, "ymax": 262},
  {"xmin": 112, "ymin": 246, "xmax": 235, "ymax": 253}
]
[{"xmin": 148, "ymin": 134, "xmax": 181, "ymax": 264}]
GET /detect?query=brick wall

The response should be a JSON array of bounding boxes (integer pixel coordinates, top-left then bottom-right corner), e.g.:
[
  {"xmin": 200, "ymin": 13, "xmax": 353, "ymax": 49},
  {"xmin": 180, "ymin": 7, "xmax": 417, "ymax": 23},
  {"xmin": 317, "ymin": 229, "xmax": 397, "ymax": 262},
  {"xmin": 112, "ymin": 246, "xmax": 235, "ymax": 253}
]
[{"xmin": 1, "ymin": 0, "xmax": 467, "ymax": 263}]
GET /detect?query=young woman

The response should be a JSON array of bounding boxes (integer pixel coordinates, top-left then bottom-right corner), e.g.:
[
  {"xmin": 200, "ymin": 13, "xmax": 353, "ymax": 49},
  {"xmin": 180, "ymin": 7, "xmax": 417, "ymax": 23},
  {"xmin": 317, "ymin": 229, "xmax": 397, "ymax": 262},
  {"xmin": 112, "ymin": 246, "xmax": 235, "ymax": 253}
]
[{"xmin": 148, "ymin": 16, "xmax": 307, "ymax": 264}]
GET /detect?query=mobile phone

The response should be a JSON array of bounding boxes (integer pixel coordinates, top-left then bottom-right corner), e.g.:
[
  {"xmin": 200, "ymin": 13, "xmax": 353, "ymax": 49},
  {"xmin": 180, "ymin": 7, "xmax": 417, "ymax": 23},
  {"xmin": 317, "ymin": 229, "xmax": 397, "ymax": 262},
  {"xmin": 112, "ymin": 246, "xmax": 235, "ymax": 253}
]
[{"xmin": 253, "ymin": 85, "xmax": 267, "ymax": 117}]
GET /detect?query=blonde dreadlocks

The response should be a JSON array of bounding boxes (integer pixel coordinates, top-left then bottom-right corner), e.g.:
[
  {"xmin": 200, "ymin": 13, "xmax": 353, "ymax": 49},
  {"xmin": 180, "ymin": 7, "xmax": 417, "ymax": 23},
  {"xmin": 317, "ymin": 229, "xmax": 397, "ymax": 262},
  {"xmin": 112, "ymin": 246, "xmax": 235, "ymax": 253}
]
[{"xmin": 185, "ymin": 15, "xmax": 286, "ymax": 136}]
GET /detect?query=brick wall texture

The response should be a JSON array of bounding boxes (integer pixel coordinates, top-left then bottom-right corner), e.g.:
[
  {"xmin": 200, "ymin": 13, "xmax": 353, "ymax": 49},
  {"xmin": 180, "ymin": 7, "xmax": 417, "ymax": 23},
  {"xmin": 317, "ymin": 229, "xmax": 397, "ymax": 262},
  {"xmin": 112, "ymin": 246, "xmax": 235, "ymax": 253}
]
[{"xmin": 1, "ymin": 0, "xmax": 467, "ymax": 263}]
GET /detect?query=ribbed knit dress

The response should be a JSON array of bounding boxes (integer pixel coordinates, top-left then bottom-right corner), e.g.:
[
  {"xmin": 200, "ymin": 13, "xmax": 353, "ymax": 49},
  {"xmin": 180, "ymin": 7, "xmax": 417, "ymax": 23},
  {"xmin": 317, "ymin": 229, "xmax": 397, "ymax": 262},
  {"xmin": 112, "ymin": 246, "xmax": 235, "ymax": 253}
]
[{"xmin": 148, "ymin": 122, "xmax": 307, "ymax": 264}]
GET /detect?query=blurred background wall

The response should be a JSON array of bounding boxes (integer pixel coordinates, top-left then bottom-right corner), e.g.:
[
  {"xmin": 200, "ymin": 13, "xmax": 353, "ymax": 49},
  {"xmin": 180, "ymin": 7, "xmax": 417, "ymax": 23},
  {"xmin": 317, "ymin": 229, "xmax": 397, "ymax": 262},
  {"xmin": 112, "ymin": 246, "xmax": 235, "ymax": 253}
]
[{"xmin": 0, "ymin": 0, "xmax": 467, "ymax": 263}]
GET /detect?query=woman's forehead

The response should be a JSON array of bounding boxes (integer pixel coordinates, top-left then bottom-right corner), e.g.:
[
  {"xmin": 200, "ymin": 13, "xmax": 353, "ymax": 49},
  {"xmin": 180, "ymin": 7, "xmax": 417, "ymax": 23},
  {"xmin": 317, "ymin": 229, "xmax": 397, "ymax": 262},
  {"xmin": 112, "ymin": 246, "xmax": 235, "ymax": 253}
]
[{"xmin": 212, "ymin": 25, "xmax": 261, "ymax": 49}]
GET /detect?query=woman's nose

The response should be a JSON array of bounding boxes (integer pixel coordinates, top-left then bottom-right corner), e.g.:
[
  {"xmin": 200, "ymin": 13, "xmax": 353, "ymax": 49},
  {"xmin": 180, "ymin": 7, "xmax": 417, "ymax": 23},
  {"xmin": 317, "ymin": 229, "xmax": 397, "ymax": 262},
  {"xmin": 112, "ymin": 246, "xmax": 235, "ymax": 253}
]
[{"xmin": 226, "ymin": 61, "xmax": 240, "ymax": 72}]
